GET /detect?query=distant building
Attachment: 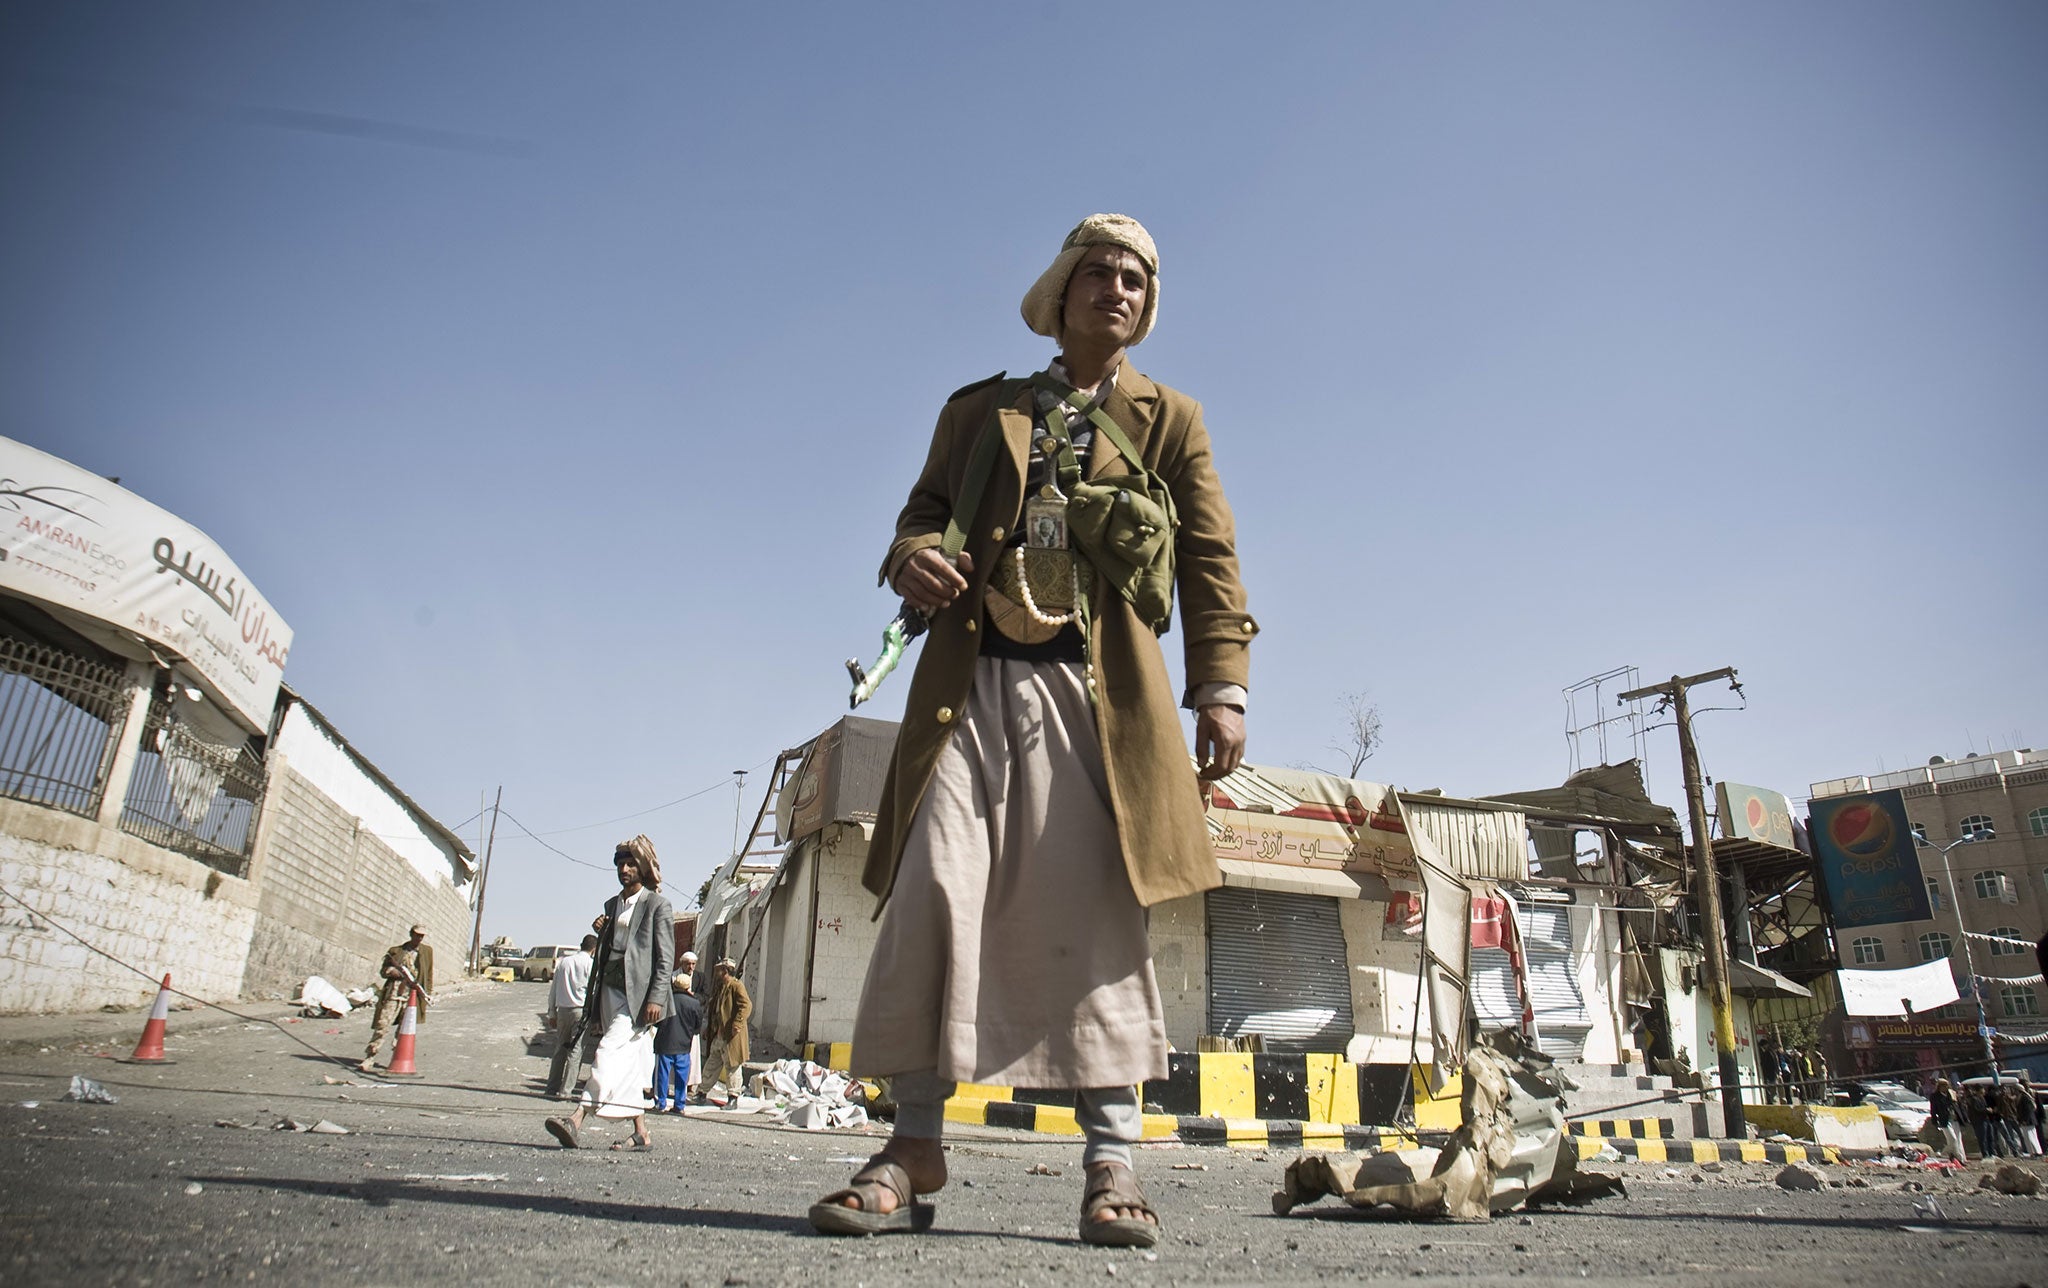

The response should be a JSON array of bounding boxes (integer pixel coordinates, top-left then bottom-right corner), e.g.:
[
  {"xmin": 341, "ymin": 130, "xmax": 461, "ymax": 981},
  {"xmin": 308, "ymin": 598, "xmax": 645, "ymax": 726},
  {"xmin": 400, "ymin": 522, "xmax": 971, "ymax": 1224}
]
[
  {"xmin": 1810, "ymin": 750, "xmax": 2048, "ymax": 1071},
  {"xmin": 0, "ymin": 437, "xmax": 473, "ymax": 1013}
]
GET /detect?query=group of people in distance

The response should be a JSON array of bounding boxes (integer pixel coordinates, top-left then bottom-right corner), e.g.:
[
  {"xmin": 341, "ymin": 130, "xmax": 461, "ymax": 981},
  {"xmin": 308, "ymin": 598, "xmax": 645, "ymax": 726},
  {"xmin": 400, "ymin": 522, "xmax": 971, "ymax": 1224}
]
[{"xmin": 1929, "ymin": 1074, "xmax": 2045, "ymax": 1162}]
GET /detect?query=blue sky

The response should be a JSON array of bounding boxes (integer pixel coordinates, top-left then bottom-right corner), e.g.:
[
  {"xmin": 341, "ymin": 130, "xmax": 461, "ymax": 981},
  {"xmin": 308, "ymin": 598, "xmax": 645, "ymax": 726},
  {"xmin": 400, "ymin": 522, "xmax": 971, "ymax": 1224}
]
[{"xmin": 5, "ymin": 2, "xmax": 2043, "ymax": 949}]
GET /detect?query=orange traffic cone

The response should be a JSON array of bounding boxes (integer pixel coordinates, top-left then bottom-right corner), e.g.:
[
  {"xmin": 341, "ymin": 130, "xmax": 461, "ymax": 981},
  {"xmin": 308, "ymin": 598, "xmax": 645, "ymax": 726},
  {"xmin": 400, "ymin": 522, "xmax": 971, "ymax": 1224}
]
[
  {"xmin": 121, "ymin": 974, "xmax": 175, "ymax": 1064},
  {"xmin": 382, "ymin": 988, "xmax": 423, "ymax": 1077}
]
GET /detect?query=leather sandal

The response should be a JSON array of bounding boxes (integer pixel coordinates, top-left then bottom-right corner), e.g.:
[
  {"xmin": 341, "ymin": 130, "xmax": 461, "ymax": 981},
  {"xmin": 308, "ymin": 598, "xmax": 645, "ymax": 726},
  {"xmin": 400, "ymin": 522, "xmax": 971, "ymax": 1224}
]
[
  {"xmin": 808, "ymin": 1154, "xmax": 936, "ymax": 1236},
  {"xmin": 1079, "ymin": 1160, "xmax": 1160, "ymax": 1248}
]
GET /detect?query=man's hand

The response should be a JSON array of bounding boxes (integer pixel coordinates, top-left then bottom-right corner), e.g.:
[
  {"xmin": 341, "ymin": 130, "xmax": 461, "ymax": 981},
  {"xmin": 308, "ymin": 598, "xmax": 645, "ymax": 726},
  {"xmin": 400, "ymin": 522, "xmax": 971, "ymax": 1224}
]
[
  {"xmin": 1194, "ymin": 705, "xmax": 1246, "ymax": 781},
  {"xmin": 894, "ymin": 547, "xmax": 975, "ymax": 613},
  {"xmin": 591, "ymin": 914, "xmax": 608, "ymax": 934},
  {"xmin": 641, "ymin": 1003, "xmax": 664, "ymax": 1027}
]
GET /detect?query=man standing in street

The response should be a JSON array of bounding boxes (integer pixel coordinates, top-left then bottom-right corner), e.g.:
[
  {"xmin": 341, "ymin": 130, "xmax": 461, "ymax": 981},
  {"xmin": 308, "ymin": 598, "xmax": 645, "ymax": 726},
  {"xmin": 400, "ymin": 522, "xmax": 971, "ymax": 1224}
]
[
  {"xmin": 360, "ymin": 924, "xmax": 433, "ymax": 1073},
  {"xmin": 811, "ymin": 214, "xmax": 1254, "ymax": 1248},
  {"xmin": 544, "ymin": 934, "xmax": 598, "ymax": 1098},
  {"xmin": 703, "ymin": 958, "xmax": 751, "ymax": 1105}
]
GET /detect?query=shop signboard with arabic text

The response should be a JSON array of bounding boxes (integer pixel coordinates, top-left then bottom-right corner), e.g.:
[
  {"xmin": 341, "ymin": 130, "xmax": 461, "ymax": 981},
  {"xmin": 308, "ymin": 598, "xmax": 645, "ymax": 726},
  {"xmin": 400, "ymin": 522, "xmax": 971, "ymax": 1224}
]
[
  {"xmin": 1808, "ymin": 787, "xmax": 1930, "ymax": 929},
  {"xmin": 0, "ymin": 436, "xmax": 291, "ymax": 731}
]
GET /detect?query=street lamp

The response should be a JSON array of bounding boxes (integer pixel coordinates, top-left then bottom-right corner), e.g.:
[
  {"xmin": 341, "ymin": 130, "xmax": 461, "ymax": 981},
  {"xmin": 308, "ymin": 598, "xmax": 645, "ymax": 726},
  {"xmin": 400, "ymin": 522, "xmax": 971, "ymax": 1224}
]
[{"xmin": 1913, "ymin": 822, "xmax": 2001, "ymax": 1088}]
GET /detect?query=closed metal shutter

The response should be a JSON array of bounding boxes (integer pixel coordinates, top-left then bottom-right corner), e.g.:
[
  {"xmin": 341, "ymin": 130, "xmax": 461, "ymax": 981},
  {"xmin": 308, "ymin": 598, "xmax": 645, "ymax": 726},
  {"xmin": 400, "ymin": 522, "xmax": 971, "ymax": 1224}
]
[
  {"xmin": 1519, "ymin": 905, "xmax": 1591, "ymax": 1059},
  {"xmin": 1206, "ymin": 887, "xmax": 1354, "ymax": 1053},
  {"xmin": 1469, "ymin": 947, "xmax": 1520, "ymax": 1032}
]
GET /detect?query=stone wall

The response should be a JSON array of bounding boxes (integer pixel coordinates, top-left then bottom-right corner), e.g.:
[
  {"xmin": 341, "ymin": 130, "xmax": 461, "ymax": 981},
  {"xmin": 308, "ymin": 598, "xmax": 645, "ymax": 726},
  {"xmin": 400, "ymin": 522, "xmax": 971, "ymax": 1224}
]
[
  {"xmin": 0, "ymin": 799, "xmax": 257, "ymax": 1013},
  {"xmin": 239, "ymin": 759, "xmax": 471, "ymax": 1001}
]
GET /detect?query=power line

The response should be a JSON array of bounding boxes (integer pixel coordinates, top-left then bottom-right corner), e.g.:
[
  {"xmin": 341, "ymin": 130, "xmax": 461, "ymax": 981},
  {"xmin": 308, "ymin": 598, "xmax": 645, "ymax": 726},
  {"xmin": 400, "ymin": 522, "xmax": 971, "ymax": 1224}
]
[{"xmin": 513, "ymin": 760, "xmax": 774, "ymax": 836}]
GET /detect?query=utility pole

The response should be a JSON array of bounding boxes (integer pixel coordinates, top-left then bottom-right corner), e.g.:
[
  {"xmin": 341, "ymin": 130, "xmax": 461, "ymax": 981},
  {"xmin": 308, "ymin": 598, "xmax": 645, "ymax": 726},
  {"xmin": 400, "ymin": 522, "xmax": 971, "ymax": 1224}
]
[
  {"xmin": 467, "ymin": 786, "xmax": 502, "ymax": 973},
  {"xmin": 1621, "ymin": 668, "xmax": 1746, "ymax": 1139}
]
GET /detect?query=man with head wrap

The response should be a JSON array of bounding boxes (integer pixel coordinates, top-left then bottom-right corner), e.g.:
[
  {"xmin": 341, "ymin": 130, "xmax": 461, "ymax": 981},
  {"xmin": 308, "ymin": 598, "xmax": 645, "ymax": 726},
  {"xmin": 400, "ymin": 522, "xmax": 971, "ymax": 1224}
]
[
  {"xmin": 544, "ymin": 835, "xmax": 673, "ymax": 1151},
  {"xmin": 810, "ymin": 215, "xmax": 1256, "ymax": 1246}
]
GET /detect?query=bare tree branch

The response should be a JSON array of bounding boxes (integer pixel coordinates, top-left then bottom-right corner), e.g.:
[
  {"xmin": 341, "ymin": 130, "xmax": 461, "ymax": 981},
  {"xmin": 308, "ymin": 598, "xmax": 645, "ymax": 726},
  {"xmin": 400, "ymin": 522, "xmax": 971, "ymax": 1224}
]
[{"xmin": 1331, "ymin": 691, "xmax": 1383, "ymax": 777}]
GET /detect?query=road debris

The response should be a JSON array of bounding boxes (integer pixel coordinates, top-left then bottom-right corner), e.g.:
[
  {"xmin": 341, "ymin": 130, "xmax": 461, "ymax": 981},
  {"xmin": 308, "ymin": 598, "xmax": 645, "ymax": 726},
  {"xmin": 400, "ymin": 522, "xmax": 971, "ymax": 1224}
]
[
  {"xmin": 745, "ymin": 1059, "xmax": 870, "ymax": 1130},
  {"xmin": 402, "ymin": 1173, "xmax": 507, "ymax": 1183},
  {"xmin": 1978, "ymin": 1164, "xmax": 2043, "ymax": 1196},
  {"xmin": 1273, "ymin": 1034, "xmax": 1623, "ymax": 1221},
  {"xmin": 1026, "ymin": 1163, "xmax": 1063, "ymax": 1176},
  {"xmin": 1910, "ymin": 1194, "xmax": 1948, "ymax": 1223},
  {"xmin": 183, "ymin": 1182, "xmax": 204, "ymax": 1196},
  {"xmin": 1774, "ymin": 1163, "xmax": 1826, "ymax": 1192},
  {"xmin": 62, "ymin": 1075, "xmax": 118, "ymax": 1104}
]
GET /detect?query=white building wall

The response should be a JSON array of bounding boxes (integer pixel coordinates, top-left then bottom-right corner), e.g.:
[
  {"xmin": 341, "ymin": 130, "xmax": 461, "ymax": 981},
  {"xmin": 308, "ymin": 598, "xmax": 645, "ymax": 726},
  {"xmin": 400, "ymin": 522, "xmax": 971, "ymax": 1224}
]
[
  {"xmin": 1342, "ymin": 897, "xmax": 1428, "ymax": 1063},
  {"xmin": 271, "ymin": 706, "xmax": 462, "ymax": 892},
  {"xmin": 1572, "ymin": 900, "xmax": 1626, "ymax": 1064},
  {"xmin": 1147, "ymin": 893, "xmax": 1207, "ymax": 1050},
  {"xmin": 807, "ymin": 824, "xmax": 883, "ymax": 1045},
  {"xmin": 0, "ymin": 800, "xmax": 256, "ymax": 1013}
]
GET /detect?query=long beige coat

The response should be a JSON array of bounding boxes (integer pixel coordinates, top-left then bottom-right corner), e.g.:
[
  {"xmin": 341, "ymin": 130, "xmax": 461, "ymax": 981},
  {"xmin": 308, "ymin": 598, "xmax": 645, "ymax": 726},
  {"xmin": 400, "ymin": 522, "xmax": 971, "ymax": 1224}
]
[{"xmin": 864, "ymin": 366, "xmax": 1257, "ymax": 911}]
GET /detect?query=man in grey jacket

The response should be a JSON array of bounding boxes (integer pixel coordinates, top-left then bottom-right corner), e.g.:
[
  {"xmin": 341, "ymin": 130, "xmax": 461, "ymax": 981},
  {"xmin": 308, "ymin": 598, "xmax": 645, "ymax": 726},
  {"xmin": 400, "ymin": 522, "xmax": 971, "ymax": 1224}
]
[{"xmin": 544, "ymin": 836, "xmax": 674, "ymax": 1150}]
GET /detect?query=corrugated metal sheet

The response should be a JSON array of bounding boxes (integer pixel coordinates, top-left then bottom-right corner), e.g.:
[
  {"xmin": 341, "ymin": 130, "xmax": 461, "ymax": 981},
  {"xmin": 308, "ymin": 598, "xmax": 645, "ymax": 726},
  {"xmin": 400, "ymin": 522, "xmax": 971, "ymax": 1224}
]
[
  {"xmin": 1400, "ymin": 796, "xmax": 1530, "ymax": 882},
  {"xmin": 1206, "ymin": 887, "xmax": 1354, "ymax": 1054}
]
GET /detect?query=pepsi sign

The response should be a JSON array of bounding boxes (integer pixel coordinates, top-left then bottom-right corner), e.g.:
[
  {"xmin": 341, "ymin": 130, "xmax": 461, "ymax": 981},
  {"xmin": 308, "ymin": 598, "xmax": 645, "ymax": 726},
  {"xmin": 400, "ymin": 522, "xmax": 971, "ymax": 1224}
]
[{"xmin": 1808, "ymin": 788, "xmax": 1933, "ymax": 928}]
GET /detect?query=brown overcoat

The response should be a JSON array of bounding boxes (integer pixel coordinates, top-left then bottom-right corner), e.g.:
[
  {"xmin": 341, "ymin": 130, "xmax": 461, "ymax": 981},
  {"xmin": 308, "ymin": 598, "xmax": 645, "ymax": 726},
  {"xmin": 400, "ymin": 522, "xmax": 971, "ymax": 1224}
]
[{"xmin": 863, "ymin": 366, "xmax": 1257, "ymax": 911}]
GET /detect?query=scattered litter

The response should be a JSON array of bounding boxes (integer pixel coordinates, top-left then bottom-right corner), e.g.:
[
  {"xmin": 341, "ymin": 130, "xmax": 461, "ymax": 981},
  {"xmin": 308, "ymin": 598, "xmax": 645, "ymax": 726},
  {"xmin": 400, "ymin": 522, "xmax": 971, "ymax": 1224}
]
[
  {"xmin": 183, "ymin": 1182, "xmax": 204, "ymax": 1196},
  {"xmin": 1590, "ymin": 1146, "xmax": 1623, "ymax": 1163},
  {"xmin": 1910, "ymin": 1194, "xmax": 1948, "ymax": 1223},
  {"xmin": 62, "ymin": 1075, "xmax": 117, "ymax": 1104},
  {"xmin": 309, "ymin": 1120, "xmax": 349, "ymax": 1135},
  {"xmin": 1170, "ymin": 1163, "xmax": 1208, "ymax": 1171},
  {"xmin": 215, "ymin": 1119, "xmax": 266, "ymax": 1131},
  {"xmin": 89, "ymin": 1127, "xmax": 110, "ymax": 1135},
  {"xmin": 417, "ymin": 1112, "xmax": 450, "ymax": 1120},
  {"xmin": 827, "ymin": 1155, "xmax": 868, "ymax": 1164},
  {"xmin": 1774, "ymin": 1163, "xmax": 1826, "ymax": 1192},
  {"xmin": 1026, "ymin": 1163, "xmax": 1063, "ymax": 1176},
  {"xmin": 402, "ymin": 1173, "xmax": 507, "ymax": 1183},
  {"xmin": 18, "ymin": 1101, "xmax": 38, "ymax": 1110},
  {"xmin": 1659, "ymin": 1168, "xmax": 1684, "ymax": 1180},
  {"xmin": 320, "ymin": 1075, "xmax": 356, "ymax": 1086},
  {"xmin": 1978, "ymin": 1164, "xmax": 2042, "ymax": 1196}
]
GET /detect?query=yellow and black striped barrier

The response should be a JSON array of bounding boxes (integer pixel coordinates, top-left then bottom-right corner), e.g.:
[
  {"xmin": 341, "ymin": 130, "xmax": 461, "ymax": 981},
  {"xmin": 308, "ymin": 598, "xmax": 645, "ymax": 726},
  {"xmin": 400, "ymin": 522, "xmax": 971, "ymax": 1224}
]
[{"xmin": 799, "ymin": 1043, "xmax": 1841, "ymax": 1161}]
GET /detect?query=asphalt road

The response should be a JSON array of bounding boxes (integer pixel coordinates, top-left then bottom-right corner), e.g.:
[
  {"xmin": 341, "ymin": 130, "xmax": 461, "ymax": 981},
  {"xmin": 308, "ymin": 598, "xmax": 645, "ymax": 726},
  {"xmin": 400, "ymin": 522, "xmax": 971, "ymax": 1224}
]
[{"xmin": 2, "ymin": 981, "xmax": 2044, "ymax": 1287}]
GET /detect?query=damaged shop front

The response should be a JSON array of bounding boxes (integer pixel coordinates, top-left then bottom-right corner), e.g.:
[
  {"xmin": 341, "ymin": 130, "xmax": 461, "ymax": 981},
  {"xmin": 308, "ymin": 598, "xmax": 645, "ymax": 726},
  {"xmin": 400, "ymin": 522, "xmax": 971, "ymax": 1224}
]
[{"xmin": 711, "ymin": 720, "xmax": 1646, "ymax": 1090}]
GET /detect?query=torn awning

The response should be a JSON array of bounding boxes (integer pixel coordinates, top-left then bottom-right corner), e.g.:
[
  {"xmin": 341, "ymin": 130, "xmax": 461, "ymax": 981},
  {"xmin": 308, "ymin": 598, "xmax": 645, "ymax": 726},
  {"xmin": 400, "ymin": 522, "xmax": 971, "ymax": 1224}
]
[
  {"xmin": 1215, "ymin": 857, "xmax": 1392, "ymax": 901},
  {"xmin": 1728, "ymin": 958, "xmax": 1813, "ymax": 1000}
]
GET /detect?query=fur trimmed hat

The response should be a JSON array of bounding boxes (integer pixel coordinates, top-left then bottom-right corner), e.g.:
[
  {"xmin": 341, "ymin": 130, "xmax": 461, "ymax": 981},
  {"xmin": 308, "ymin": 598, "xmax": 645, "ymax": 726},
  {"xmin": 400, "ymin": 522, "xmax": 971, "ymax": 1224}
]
[{"xmin": 1020, "ymin": 213, "xmax": 1159, "ymax": 346}]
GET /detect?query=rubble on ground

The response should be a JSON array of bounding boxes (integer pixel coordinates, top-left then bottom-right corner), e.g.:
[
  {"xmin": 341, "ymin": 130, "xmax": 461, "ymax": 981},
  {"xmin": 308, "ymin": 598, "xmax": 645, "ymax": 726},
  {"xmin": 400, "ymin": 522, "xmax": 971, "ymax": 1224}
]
[
  {"xmin": 1774, "ymin": 1163, "xmax": 1826, "ymax": 1191},
  {"xmin": 1273, "ymin": 1034, "xmax": 1624, "ymax": 1221},
  {"xmin": 740, "ymin": 1058, "xmax": 870, "ymax": 1130},
  {"xmin": 1978, "ymin": 1164, "xmax": 2042, "ymax": 1196}
]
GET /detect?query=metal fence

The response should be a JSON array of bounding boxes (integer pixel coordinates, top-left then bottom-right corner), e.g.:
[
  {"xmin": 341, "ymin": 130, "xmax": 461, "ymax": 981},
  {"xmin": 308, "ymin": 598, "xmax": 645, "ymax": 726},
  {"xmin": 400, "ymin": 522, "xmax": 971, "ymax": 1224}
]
[
  {"xmin": 118, "ymin": 693, "xmax": 266, "ymax": 877},
  {"xmin": 0, "ymin": 638, "xmax": 132, "ymax": 818}
]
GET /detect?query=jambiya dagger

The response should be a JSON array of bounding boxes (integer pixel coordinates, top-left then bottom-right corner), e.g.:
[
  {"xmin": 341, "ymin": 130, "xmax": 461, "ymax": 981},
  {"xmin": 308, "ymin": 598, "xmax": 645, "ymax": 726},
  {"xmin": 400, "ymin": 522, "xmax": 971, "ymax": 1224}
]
[{"xmin": 845, "ymin": 603, "xmax": 927, "ymax": 708}]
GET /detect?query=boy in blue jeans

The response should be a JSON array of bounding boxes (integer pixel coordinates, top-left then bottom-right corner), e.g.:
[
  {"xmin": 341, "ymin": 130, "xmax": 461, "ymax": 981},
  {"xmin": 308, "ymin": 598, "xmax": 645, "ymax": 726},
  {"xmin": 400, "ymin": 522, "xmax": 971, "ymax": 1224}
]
[{"xmin": 652, "ymin": 973, "xmax": 703, "ymax": 1113}]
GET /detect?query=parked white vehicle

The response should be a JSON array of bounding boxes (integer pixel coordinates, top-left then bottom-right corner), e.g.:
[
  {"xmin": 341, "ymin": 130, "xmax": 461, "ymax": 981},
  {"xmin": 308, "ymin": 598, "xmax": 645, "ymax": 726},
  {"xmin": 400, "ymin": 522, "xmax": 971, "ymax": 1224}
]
[{"xmin": 519, "ymin": 944, "xmax": 577, "ymax": 982}]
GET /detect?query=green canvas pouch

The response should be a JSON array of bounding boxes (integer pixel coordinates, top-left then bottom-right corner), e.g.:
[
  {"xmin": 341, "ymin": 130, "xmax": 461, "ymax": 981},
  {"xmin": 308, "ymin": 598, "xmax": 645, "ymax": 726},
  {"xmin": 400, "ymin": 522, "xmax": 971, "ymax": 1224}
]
[{"xmin": 1066, "ymin": 474, "xmax": 1177, "ymax": 633}]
